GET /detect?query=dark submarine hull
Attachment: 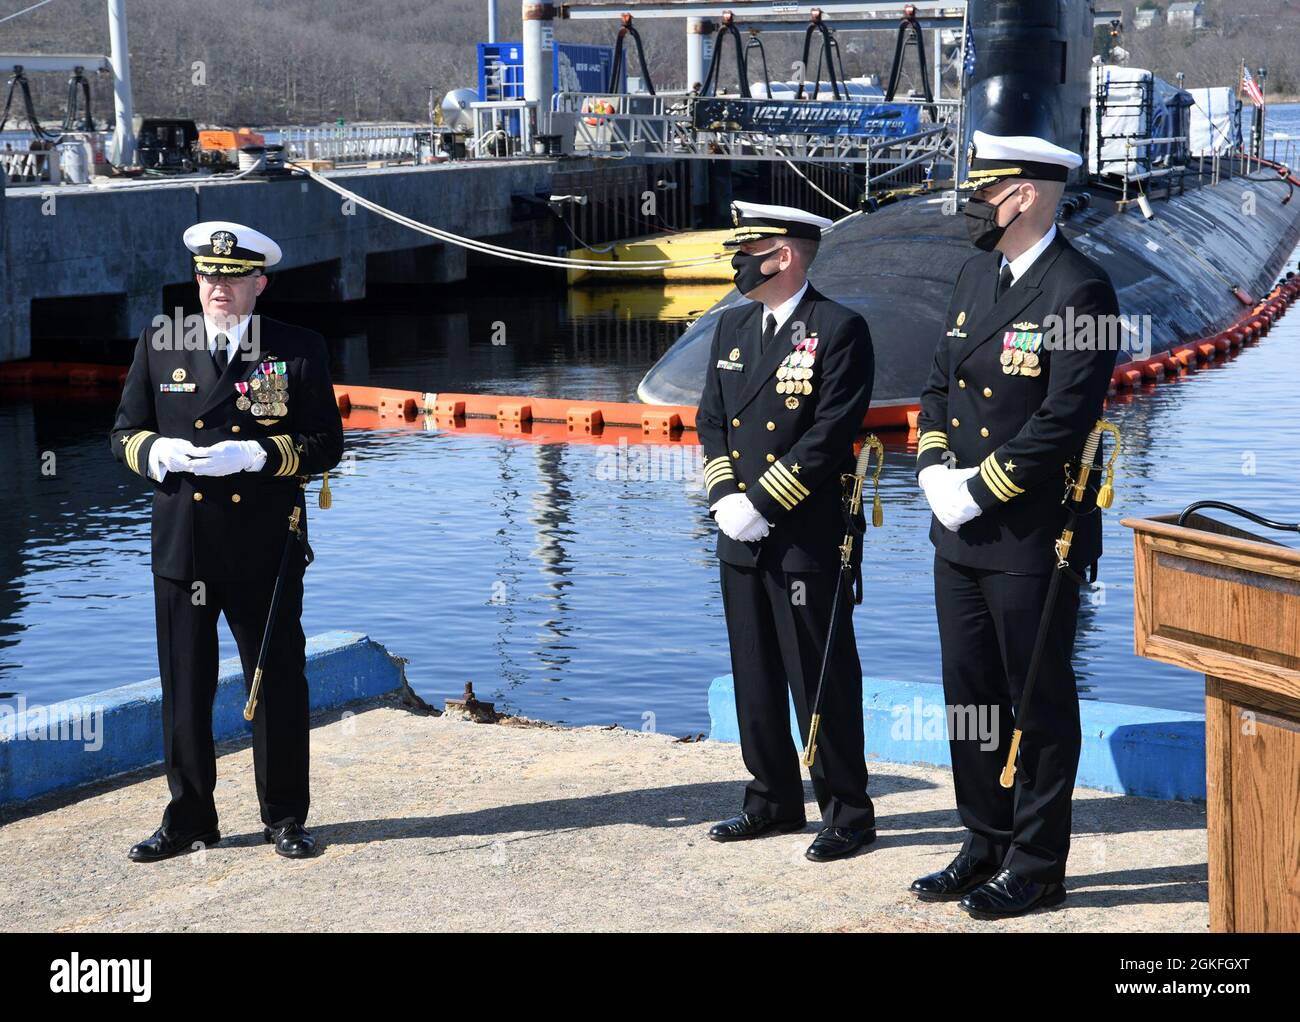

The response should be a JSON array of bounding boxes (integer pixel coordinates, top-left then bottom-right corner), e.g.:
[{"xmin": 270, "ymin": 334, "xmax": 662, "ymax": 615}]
[
  {"xmin": 636, "ymin": 0, "xmax": 1300, "ymax": 416},
  {"xmin": 635, "ymin": 177, "xmax": 1300, "ymax": 415}
]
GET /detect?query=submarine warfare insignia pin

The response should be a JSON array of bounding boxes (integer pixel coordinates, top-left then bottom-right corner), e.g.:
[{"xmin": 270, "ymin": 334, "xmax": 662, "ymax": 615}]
[{"xmin": 1001, "ymin": 329, "xmax": 1044, "ymax": 377}]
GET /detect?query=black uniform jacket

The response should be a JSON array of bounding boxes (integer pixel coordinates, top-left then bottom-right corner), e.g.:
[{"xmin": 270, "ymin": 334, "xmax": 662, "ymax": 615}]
[
  {"xmin": 697, "ymin": 282, "xmax": 875, "ymax": 571},
  {"xmin": 915, "ymin": 231, "xmax": 1120, "ymax": 573},
  {"xmin": 110, "ymin": 315, "xmax": 344, "ymax": 581}
]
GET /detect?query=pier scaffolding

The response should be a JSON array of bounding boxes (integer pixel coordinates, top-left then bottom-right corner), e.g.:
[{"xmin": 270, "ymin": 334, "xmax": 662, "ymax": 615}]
[
  {"xmin": 0, "ymin": 0, "xmax": 136, "ymax": 171},
  {"xmin": 522, "ymin": 2, "xmax": 971, "ymax": 179}
]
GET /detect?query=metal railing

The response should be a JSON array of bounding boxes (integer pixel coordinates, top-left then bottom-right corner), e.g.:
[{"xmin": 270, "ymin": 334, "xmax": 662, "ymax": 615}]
[
  {"xmin": 275, "ymin": 124, "xmax": 422, "ymax": 163},
  {"xmin": 550, "ymin": 90, "xmax": 959, "ymax": 179}
]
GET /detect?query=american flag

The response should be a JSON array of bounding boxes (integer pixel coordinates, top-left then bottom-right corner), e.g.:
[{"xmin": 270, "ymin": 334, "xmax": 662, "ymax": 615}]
[
  {"xmin": 962, "ymin": 19, "xmax": 977, "ymax": 80},
  {"xmin": 1241, "ymin": 65, "xmax": 1265, "ymax": 107}
]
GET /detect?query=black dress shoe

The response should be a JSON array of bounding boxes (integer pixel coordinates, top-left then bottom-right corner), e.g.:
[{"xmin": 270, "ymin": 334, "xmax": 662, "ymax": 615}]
[
  {"xmin": 805, "ymin": 826, "xmax": 877, "ymax": 862},
  {"xmin": 707, "ymin": 812, "xmax": 806, "ymax": 842},
  {"xmin": 128, "ymin": 826, "xmax": 220, "ymax": 863},
  {"xmin": 958, "ymin": 868, "xmax": 1067, "ymax": 919},
  {"xmin": 263, "ymin": 822, "xmax": 318, "ymax": 859},
  {"xmin": 910, "ymin": 852, "xmax": 998, "ymax": 901}
]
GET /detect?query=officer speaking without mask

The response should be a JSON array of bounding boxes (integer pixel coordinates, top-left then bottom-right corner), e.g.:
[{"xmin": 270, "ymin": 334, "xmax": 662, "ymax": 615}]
[
  {"xmin": 697, "ymin": 201, "xmax": 877, "ymax": 861},
  {"xmin": 910, "ymin": 133, "xmax": 1120, "ymax": 917},
  {"xmin": 110, "ymin": 221, "xmax": 343, "ymax": 862}
]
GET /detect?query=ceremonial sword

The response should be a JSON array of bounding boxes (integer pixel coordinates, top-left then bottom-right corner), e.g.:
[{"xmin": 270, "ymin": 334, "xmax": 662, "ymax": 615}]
[
  {"xmin": 802, "ymin": 435, "xmax": 885, "ymax": 768},
  {"xmin": 243, "ymin": 503, "xmax": 313, "ymax": 722},
  {"xmin": 999, "ymin": 419, "xmax": 1121, "ymax": 788}
]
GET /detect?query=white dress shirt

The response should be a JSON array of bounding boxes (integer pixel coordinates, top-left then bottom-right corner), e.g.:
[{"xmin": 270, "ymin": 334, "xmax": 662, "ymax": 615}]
[
  {"xmin": 999, "ymin": 223, "xmax": 1057, "ymax": 285},
  {"xmin": 205, "ymin": 314, "xmax": 253, "ymax": 362},
  {"xmin": 761, "ymin": 278, "xmax": 809, "ymax": 338}
]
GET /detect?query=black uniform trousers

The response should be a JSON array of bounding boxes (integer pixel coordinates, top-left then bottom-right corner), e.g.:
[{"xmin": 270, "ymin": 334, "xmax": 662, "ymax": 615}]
[
  {"xmin": 933, "ymin": 553, "xmax": 1082, "ymax": 883},
  {"xmin": 153, "ymin": 564, "xmax": 309, "ymax": 836},
  {"xmin": 720, "ymin": 558, "xmax": 875, "ymax": 830}
]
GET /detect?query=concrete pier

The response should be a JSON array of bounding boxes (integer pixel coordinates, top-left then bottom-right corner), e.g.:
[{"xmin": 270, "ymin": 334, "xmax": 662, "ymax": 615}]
[
  {"xmin": 0, "ymin": 156, "xmax": 643, "ymax": 362},
  {"xmin": 0, "ymin": 698, "xmax": 1208, "ymax": 932}
]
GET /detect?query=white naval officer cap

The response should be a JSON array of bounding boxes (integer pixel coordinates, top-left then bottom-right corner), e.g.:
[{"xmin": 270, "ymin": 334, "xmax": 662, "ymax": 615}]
[
  {"xmin": 184, "ymin": 220, "xmax": 283, "ymax": 276},
  {"xmin": 724, "ymin": 200, "xmax": 834, "ymax": 248},
  {"xmin": 960, "ymin": 130, "xmax": 1084, "ymax": 190}
]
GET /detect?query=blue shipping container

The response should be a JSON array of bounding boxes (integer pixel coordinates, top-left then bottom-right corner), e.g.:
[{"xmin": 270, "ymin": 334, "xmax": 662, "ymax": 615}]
[{"xmin": 477, "ymin": 41, "xmax": 623, "ymax": 102}]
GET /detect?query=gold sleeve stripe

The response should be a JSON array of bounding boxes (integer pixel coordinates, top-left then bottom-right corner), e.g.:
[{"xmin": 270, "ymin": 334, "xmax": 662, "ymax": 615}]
[
  {"xmin": 916, "ymin": 430, "xmax": 948, "ymax": 455},
  {"xmin": 704, "ymin": 459, "xmax": 735, "ymax": 482},
  {"xmin": 768, "ymin": 460, "xmax": 809, "ymax": 499},
  {"xmin": 122, "ymin": 430, "xmax": 156, "ymax": 475},
  {"xmin": 270, "ymin": 434, "xmax": 299, "ymax": 477},
  {"xmin": 758, "ymin": 473, "xmax": 797, "ymax": 511},
  {"xmin": 704, "ymin": 472, "xmax": 735, "ymax": 493},
  {"xmin": 979, "ymin": 455, "xmax": 1024, "ymax": 503},
  {"xmin": 758, "ymin": 466, "xmax": 805, "ymax": 509}
]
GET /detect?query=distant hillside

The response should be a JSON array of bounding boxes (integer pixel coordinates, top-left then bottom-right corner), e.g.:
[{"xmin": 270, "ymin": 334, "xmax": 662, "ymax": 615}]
[{"xmin": 2, "ymin": 0, "xmax": 1296, "ymax": 129}]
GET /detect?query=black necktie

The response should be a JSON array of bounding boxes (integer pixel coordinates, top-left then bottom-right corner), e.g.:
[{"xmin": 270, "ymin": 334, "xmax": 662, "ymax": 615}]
[
  {"xmin": 996, "ymin": 264, "xmax": 1014, "ymax": 301},
  {"xmin": 761, "ymin": 313, "xmax": 776, "ymax": 354},
  {"xmin": 213, "ymin": 332, "xmax": 229, "ymax": 374}
]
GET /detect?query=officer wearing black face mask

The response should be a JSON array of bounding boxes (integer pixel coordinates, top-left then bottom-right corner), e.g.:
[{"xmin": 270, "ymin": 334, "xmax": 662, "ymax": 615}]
[
  {"xmin": 696, "ymin": 201, "xmax": 877, "ymax": 862},
  {"xmin": 910, "ymin": 131, "xmax": 1120, "ymax": 919}
]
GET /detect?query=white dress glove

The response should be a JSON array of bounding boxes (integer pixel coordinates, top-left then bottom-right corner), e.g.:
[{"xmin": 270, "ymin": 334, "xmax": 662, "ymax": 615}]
[
  {"xmin": 187, "ymin": 440, "xmax": 268, "ymax": 477},
  {"xmin": 919, "ymin": 465, "xmax": 981, "ymax": 532},
  {"xmin": 946, "ymin": 473, "xmax": 983, "ymax": 531},
  {"xmin": 712, "ymin": 492, "xmax": 771, "ymax": 542},
  {"xmin": 147, "ymin": 437, "xmax": 205, "ymax": 482}
]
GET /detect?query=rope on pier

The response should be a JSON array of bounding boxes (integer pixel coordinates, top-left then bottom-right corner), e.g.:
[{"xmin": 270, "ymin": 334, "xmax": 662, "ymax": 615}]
[
  {"xmin": 288, "ymin": 162, "xmax": 728, "ymax": 272},
  {"xmin": 290, "ymin": 161, "xmax": 866, "ymax": 271}
]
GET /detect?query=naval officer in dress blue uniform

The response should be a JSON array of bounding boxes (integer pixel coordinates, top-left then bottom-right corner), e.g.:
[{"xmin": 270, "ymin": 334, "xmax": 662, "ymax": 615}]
[
  {"xmin": 697, "ymin": 201, "xmax": 878, "ymax": 861},
  {"xmin": 910, "ymin": 132, "xmax": 1121, "ymax": 917},
  {"xmin": 111, "ymin": 221, "xmax": 343, "ymax": 862}
]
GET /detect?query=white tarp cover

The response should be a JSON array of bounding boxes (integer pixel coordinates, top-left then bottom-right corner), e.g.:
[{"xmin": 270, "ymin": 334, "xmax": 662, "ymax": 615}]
[
  {"xmin": 1187, "ymin": 87, "xmax": 1241, "ymax": 155},
  {"xmin": 1089, "ymin": 64, "xmax": 1151, "ymax": 176}
]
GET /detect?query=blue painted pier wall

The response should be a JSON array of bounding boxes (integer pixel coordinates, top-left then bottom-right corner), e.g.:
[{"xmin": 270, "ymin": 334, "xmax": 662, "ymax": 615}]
[
  {"xmin": 0, "ymin": 630, "xmax": 402, "ymax": 806},
  {"xmin": 708, "ymin": 674, "xmax": 1206, "ymax": 802}
]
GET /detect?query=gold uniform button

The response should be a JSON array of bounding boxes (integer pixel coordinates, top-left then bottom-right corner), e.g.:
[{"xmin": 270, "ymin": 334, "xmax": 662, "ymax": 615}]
[
  {"xmin": 980, "ymin": 427, "xmax": 990, "ymax": 438},
  {"xmin": 983, "ymin": 387, "xmax": 993, "ymax": 398},
  {"xmin": 766, "ymin": 453, "xmax": 776, "ymax": 463},
  {"xmin": 194, "ymin": 419, "xmax": 204, "ymax": 429},
  {"xmin": 958, "ymin": 379, "xmax": 967, "ymax": 389},
  {"xmin": 731, "ymin": 418, "xmax": 740, "ymax": 427},
  {"xmin": 231, "ymin": 493, "xmax": 241, "ymax": 503},
  {"xmin": 231, "ymin": 425, "xmax": 241, "ymax": 434},
  {"xmin": 737, "ymin": 482, "xmax": 747, "ymax": 491},
  {"xmin": 951, "ymin": 417, "xmax": 960, "ymax": 427},
  {"xmin": 766, "ymin": 421, "xmax": 776, "ymax": 431},
  {"xmin": 731, "ymin": 450, "xmax": 740, "ymax": 459},
  {"xmin": 192, "ymin": 492, "xmax": 203, "ymax": 502}
]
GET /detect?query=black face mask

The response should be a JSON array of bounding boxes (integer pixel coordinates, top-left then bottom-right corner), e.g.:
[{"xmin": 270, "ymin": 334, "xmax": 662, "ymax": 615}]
[
  {"xmin": 731, "ymin": 246, "xmax": 783, "ymax": 295},
  {"xmin": 963, "ymin": 189, "xmax": 1023, "ymax": 252}
]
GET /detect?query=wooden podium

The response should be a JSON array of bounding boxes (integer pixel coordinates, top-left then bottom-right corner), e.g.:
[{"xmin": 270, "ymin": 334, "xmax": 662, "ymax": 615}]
[{"xmin": 1124, "ymin": 512, "xmax": 1300, "ymax": 932}]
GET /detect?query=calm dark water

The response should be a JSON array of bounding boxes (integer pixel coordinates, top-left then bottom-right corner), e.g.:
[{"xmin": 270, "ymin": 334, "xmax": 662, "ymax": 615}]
[{"xmin": 3, "ymin": 154, "xmax": 1299, "ymax": 734}]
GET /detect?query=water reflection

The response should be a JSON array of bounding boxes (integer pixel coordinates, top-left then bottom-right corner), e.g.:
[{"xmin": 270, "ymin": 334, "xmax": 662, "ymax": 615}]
[{"xmin": 2, "ymin": 266, "xmax": 1298, "ymax": 732}]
